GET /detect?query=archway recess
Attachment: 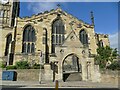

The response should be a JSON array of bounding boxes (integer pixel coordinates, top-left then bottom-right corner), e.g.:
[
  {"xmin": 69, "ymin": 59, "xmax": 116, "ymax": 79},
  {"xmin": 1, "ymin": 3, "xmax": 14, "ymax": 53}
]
[{"xmin": 62, "ymin": 54, "xmax": 82, "ymax": 82}]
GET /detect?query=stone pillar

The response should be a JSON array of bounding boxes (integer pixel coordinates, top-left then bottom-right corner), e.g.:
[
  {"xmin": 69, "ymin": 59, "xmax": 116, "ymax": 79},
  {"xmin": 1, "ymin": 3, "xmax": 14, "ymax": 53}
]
[
  {"xmin": 89, "ymin": 58, "xmax": 95, "ymax": 82},
  {"xmin": 88, "ymin": 58, "xmax": 101, "ymax": 82},
  {"xmin": 93, "ymin": 65, "xmax": 101, "ymax": 82},
  {"xmin": 87, "ymin": 61, "xmax": 92, "ymax": 81},
  {"xmin": 58, "ymin": 61, "xmax": 63, "ymax": 82},
  {"xmin": 81, "ymin": 61, "xmax": 87, "ymax": 81},
  {"xmin": 44, "ymin": 64, "xmax": 53, "ymax": 81}
]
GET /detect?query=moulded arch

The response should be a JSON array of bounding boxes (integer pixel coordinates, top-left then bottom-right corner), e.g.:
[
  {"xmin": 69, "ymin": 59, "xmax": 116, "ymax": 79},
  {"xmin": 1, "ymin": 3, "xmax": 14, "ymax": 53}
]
[{"xmin": 62, "ymin": 53, "xmax": 82, "ymax": 72}]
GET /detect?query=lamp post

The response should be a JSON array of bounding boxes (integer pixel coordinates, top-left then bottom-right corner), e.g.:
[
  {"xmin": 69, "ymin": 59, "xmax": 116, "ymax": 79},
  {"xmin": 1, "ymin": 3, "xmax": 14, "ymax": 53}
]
[{"xmin": 39, "ymin": 50, "xmax": 42, "ymax": 84}]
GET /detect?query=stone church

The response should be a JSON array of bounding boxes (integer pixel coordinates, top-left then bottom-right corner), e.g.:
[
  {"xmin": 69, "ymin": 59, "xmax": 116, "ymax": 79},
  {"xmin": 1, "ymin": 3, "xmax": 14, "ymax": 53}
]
[{"xmin": 0, "ymin": 0, "xmax": 110, "ymax": 82}]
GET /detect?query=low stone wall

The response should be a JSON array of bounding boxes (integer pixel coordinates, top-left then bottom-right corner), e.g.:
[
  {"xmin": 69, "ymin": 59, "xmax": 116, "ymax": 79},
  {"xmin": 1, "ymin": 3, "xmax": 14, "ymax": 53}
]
[
  {"xmin": 1, "ymin": 69, "xmax": 44, "ymax": 81},
  {"xmin": 15, "ymin": 69, "xmax": 42, "ymax": 81},
  {"xmin": 0, "ymin": 69, "xmax": 120, "ymax": 84},
  {"xmin": 100, "ymin": 70, "xmax": 120, "ymax": 85}
]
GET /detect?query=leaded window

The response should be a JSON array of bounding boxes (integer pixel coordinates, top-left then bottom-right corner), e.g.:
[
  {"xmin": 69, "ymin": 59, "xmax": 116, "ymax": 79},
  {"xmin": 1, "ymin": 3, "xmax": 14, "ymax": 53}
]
[
  {"xmin": 5, "ymin": 34, "xmax": 12, "ymax": 56},
  {"xmin": 79, "ymin": 30, "xmax": 88, "ymax": 46},
  {"xmin": 51, "ymin": 19, "xmax": 65, "ymax": 53},
  {"xmin": 22, "ymin": 25, "xmax": 36, "ymax": 53}
]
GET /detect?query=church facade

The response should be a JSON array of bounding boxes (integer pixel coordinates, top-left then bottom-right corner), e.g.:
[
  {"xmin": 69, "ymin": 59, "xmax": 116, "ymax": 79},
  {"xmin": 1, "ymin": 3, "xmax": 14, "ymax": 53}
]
[{"xmin": 0, "ymin": 1, "xmax": 110, "ymax": 82}]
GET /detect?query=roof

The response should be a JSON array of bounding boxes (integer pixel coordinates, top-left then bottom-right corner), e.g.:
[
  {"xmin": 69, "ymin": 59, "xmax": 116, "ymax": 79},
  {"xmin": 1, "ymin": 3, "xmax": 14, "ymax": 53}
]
[{"xmin": 18, "ymin": 8, "xmax": 90, "ymax": 26}]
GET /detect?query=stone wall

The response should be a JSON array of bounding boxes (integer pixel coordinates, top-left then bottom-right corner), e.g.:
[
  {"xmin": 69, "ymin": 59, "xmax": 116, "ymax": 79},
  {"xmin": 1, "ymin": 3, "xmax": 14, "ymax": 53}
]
[
  {"xmin": 1, "ymin": 69, "xmax": 44, "ymax": 81},
  {"xmin": 100, "ymin": 70, "xmax": 120, "ymax": 85},
  {"xmin": 1, "ymin": 69, "xmax": 119, "ymax": 84},
  {"xmin": 15, "ymin": 69, "xmax": 41, "ymax": 81}
]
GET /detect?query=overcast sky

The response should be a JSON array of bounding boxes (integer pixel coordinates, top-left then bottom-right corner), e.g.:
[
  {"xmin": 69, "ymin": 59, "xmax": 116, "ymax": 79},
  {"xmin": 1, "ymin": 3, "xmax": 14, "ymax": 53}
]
[{"xmin": 19, "ymin": 2, "xmax": 118, "ymax": 49}]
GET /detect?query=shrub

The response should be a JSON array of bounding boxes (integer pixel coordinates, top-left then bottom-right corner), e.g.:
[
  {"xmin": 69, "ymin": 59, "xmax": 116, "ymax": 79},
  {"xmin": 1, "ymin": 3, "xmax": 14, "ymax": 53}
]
[
  {"xmin": 0, "ymin": 61, "xmax": 6, "ymax": 68},
  {"xmin": 6, "ymin": 65, "xmax": 16, "ymax": 70},
  {"xmin": 31, "ymin": 63, "xmax": 40, "ymax": 69},
  {"xmin": 107, "ymin": 61, "xmax": 120, "ymax": 70},
  {"xmin": 15, "ymin": 61, "xmax": 30, "ymax": 69},
  {"xmin": 95, "ymin": 46, "xmax": 118, "ymax": 69},
  {"xmin": 31, "ymin": 63, "xmax": 44, "ymax": 69}
]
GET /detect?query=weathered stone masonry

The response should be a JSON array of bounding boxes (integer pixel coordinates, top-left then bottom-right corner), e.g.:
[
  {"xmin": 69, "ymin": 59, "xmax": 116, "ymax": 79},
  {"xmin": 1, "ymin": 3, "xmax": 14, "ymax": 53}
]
[{"xmin": 0, "ymin": 1, "xmax": 110, "ymax": 82}]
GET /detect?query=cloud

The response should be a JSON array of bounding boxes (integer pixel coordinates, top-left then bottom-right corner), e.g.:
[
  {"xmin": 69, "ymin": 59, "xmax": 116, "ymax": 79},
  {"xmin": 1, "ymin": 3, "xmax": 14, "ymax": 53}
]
[
  {"xmin": 0, "ymin": 0, "xmax": 9, "ymax": 4},
  {"xmin": 109, "ymin": 32, "xmax": 118, "ymax": 49},
  {"xmin": 27, "ymin": 2, "xmax": 58, "ymax": 14}
]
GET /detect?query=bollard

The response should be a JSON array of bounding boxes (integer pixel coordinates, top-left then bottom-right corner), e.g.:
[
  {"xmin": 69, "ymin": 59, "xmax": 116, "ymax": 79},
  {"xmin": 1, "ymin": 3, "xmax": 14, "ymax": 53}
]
[{"xmin": 55, "ymin": 80, "xmax": 58, "ymax": 90}]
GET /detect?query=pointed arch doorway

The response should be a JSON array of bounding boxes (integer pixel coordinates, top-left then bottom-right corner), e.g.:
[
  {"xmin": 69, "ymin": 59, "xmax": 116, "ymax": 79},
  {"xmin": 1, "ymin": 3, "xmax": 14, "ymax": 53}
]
[{"xmin": 62, "ymin": 54, "xmax": 82, "ymax": 82}]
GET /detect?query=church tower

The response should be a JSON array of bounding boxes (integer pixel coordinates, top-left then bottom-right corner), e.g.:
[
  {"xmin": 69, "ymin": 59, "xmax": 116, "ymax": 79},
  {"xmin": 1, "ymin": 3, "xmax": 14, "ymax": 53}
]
[
  {"xmin": 0, "ymin": 0, "xmax": 20, "ymax": 65},
  {"xmin": 0, "ymin": 0, "xmax": 20, "ymax": 27}
]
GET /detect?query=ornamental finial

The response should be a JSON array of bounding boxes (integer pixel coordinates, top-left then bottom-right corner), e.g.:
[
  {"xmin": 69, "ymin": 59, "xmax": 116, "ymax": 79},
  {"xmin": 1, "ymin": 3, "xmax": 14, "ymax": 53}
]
[{"xmin": 91, "ymin": 11, "xmax": 94, "ymax": 26}]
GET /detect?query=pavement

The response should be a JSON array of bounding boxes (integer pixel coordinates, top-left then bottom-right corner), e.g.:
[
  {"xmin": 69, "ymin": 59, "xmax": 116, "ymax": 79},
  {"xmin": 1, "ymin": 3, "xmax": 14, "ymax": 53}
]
[{"xmin": 0, "ymin": 80, "xmax": 119, "ymax": 89}]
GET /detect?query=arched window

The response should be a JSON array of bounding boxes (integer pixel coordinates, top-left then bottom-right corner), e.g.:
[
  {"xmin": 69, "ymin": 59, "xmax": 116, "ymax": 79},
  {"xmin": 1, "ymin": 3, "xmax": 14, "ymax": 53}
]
[
  {"xmin": 51, "ymin": 19, "xmax": 65, "ymax": 53},
  {"xmin": 5, "ymin": 34, "xmax": 12, "ymax": 56},
  {"xmin": 22, "ymin": 25, "xmax": 36, "ymax": 53},
  {"xmin": 79, "ymin": 29, "xmax": 88, "ymax": 46}
]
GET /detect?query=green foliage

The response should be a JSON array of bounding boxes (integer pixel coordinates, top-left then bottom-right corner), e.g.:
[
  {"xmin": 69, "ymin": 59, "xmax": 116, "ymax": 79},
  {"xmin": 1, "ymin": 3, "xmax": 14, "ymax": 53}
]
[
  {"xmin": 31, "ymin": 63, "xmax": 40, "ymax": 69},
  {"xmin": 95, "ymin": 46, "xmax": 119, "ymax": 69},
  {"xmin": 112, "ymin": 48, "xmax": 118, "ymax": 59},
  {"xmin": 15, "ymin": 61, "xmax": 30, "ymax": 69},
  {"xmin": 31, "ymin": 63, "xmax": 44, "ymax": 69},
  {"xmin": 6, "ymin": 65, "xmax": 16, "ymax": 70},
  {"xmin": 97, "ymin": 46, "xmax": 112, "ymax": 61},
  {"xmin": 107, "ymin": 61, "xmax": 120, "ymax": 70},
  {"xmin": 0, "ymin": 60, "xmax": 45, "ymax": 69},
  {"xmin": 0, "ymin": 61, "xmax": 6, "ymax": 68},
  {"xmin": 94, "ymin": 55, "xmax": 106, "ymax": 68}
]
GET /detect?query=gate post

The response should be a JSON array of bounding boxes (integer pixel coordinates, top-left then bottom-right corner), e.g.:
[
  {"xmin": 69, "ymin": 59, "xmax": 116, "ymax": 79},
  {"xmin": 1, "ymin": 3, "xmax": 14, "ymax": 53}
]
[{"xmin": 58, "ymin": 60, "xmax": 63, "ymax": 81}]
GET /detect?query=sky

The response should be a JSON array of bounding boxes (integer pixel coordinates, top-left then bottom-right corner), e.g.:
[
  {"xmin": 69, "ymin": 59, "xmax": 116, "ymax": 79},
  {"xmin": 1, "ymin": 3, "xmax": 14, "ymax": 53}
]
[{"xmin": 19, "ymin": 2, "xmax": 118, "ymax": 49}]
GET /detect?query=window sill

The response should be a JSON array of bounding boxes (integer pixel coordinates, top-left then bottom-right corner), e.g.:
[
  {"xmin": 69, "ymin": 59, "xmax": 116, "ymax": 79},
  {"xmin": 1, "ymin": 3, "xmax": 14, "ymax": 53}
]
[
  {"xmin": 21, "ymin": 53, "xmax": 36, "ymax": 55},
  {"xmin": 49, "ymin": 53, "xmax": 57, "ymax": 57}
]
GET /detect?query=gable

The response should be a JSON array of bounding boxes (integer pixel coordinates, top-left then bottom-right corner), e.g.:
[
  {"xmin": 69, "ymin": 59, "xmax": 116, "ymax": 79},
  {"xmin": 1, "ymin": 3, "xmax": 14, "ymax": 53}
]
[
  {"xmin": 18, "ymin": 8, "xmax": 87, "ymax": 26},
  {"xmin": 62, "ymin": 30, "xmax": 83, "ymax": 48}
]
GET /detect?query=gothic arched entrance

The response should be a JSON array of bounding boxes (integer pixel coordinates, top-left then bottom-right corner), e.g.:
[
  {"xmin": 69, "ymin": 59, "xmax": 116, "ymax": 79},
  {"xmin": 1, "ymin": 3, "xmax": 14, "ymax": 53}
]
[{"xmin": 62, "ymin": 54, "xmax": 82, "ymax": 82}]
